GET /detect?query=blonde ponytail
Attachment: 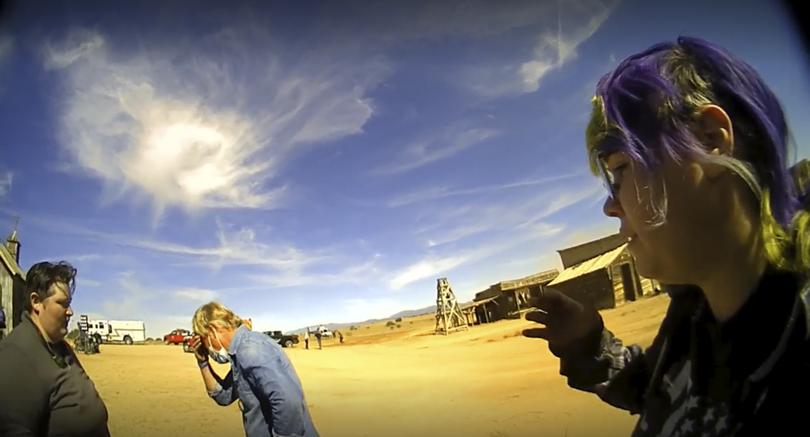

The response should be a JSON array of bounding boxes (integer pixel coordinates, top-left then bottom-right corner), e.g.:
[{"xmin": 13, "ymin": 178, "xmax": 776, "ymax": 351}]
[{"xmin": 761, "ymin": 187, "xmax": 810, "ymax": 272}]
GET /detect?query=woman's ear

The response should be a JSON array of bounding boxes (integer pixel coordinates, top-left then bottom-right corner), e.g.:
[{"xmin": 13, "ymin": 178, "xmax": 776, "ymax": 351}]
[
  {"xmin": 29, "ymin": 292, "xmax": 42, "ymax": 313},
  {"xmin": 696, "ymin": 104, "xmax": 735, "ymax": 178}
]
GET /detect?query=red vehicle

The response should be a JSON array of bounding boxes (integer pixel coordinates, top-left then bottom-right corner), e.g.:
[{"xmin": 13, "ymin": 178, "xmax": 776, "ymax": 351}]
[{"xmin": 163, "ymin": 329, "xmax": 192, "ymax": 345}]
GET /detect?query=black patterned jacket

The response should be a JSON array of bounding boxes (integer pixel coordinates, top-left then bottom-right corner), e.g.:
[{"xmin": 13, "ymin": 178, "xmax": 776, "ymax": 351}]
[{"xmin": 552, "ymin": 269, "xmax": 810, "ymax": 436}]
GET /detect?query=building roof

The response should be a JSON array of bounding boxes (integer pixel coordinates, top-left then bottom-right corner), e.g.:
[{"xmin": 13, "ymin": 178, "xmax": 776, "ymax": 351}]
[
  {"xmin": 0, "ymin": 243, "xmax": 24, "ymax": 277},
  {"xmin": 462, "ymin": 295, "xmax": 499, "ymax": 308},
  {"xmin": 556, "ymin": 233, "xmax": 627, "ymax": 269},
  {"xmin": 548, "ymin": 243, "xmax": 627, "ymax": 286},
  {"xmin": 498, "ymin": 269, "xmax": 559, "ymax": 291},
  {"xmin": 474, "ymin": 287, "xmax": 500, "ymax": 301},
  {"xmin": 474, "ymin": 268, "xmax": 560, "ymax": 301}
]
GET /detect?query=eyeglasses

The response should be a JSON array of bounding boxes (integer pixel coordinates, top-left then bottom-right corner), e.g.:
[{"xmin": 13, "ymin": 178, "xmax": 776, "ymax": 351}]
[{"xmin": 593, "ymin": 150, "xmax": 619, "ymax": 200}]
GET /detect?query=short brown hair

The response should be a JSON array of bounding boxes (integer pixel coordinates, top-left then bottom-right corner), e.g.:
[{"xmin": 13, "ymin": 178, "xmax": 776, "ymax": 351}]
[{"xmin": 25, "ymin": 261, "xmax": 76, "ymax": 312}]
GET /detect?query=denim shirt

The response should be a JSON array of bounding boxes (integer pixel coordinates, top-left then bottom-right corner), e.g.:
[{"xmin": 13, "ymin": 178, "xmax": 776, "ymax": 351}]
[{"xmin": 208, "ymin": 326, "xmax": 319, "ymax": 437}]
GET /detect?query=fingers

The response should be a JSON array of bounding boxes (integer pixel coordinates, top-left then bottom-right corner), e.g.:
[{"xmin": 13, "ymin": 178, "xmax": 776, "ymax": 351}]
[
  {"xmin": 531, "ymin": 288, "xmax": 584, "ymax": 314},
  {"xmin": 529, "ymin": 288, "xmax": 564, "ymax": 310},
  {"xmin": 522, "ymin": 327, "xmax": 551, "ymax": 339},
  {"xmin": 189, "ymin": 335, "xmax": 205, "ymax": 352},
  {"xmin": 525, "ymin": 310, "xmax": 550, "ymax": 325}
]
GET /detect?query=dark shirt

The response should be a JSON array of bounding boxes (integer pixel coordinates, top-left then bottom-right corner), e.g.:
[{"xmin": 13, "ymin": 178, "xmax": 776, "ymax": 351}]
[
  {"xmin": 554, "ymin": 269, "xmax": 810, "ymax": 436},
  {"xmin": 0, "ymin": 313, "xmax": 110, "ymax": 437}
]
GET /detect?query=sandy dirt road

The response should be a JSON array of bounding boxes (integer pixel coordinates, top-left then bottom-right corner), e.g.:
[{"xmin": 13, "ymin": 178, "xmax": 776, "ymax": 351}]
[{"xmin": 79, "ymin": 294, "xmax": 670, "ymax": 437}]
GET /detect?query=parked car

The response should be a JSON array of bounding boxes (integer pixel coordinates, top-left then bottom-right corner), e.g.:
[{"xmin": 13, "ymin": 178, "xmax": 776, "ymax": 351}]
[
  {"xmin": 163, "ymin": 329, "xmax": 192, "ymax": 345},
  {"xmin": 182, "ymin": 337, "xmax": 195, "ymax": 353},
  {"xmin": 263, "ymin": 330, "xmax": 300, "ymax": 348}
]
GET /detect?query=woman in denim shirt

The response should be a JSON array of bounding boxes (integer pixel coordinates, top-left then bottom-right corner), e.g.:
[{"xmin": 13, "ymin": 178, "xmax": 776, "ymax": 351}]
[{"xmin": 189, "ymin": 302, "xmax": 319, "ymax": 437}]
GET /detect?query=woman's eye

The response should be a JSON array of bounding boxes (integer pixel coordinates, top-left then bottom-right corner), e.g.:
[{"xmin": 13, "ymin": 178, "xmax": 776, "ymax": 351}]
[{"xmin": 610, "ymin": 164, "xmax": 628, "ymax": 188}]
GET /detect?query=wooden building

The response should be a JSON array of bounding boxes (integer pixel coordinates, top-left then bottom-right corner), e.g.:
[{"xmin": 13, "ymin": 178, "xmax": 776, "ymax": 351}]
[
  {"xmin": 0, "ymin": 229, "xmax": 25, "ymax": 337},
  {"xmin": 547, "ymin": 234, "xmax": 658, "ymax": 310},
  {"xmin": 466, "ymin": 269, "xmax": 559, "ymax": 324}
]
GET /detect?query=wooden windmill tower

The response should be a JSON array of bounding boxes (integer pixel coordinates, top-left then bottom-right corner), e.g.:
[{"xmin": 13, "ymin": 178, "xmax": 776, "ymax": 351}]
[{"xmin": 434, "ymin": 277, "xmax": 468, "ymax": 335}]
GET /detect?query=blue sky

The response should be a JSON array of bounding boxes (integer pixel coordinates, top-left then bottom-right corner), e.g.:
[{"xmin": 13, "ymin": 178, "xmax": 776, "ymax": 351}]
[{"xmin": 0, "ymin": 0, "xmax": 808, "ymax": 336}]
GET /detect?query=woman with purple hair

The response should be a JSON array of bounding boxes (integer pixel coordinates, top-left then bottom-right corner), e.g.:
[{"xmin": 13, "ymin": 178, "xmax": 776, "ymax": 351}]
[{"xmin": 524, "ymin": 37, "xmax": 810, "ymax": 435}]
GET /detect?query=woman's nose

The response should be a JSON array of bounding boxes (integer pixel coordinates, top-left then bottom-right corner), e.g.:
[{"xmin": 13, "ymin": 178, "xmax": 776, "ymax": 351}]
[{"xmin": 603, "ymin": 195, "xmax": 623, "ymax": 218}]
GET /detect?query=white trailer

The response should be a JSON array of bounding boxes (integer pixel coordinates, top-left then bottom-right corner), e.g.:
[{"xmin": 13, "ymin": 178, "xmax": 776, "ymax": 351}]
[{"xmin": 84, "ymin": 318, "xmax": 146, "ymax": 345}]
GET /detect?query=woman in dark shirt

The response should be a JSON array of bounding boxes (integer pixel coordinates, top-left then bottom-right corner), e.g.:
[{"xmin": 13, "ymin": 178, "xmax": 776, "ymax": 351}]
[
  {"xmin": 0, "ymin": 261, "xmax": 110, "ymax": 436},
  {"xmin": 523, "ymin": 37, "xmax": 810, "ymax": 435}
]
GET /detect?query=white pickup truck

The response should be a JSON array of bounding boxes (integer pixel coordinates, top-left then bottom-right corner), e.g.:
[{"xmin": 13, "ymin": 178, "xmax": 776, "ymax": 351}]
[{"xmin": 312, "ymin": 325, "xmax": 333, "ymax": 337}]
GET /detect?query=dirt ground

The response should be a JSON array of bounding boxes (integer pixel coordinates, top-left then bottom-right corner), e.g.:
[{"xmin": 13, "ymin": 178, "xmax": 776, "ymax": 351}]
[{"xmin": 80, "ymin": 293, "xmax": 671, "ymax": 437}]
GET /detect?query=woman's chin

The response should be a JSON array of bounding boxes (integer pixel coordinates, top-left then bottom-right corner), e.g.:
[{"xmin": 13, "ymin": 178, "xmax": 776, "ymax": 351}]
[{"xmin": 630, "ymin": 251, "xmax": 657, "ymax": 280}]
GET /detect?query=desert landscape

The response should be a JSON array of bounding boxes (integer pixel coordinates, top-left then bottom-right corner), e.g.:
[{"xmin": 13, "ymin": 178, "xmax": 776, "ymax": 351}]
[{"xmin": 79, "ymin": 293, "xmax": 670, "ymax": 437}]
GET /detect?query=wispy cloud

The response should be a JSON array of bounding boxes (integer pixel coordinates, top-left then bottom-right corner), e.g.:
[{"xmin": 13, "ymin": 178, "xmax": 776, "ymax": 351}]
[
  {"xmin": 414, "ymin": 181, "xmax": 600, "ymax": 247},
  {"xmin": 389, "ymin": 255, "xmax": 469, "ymax": 290},
  {"xmin": 516, "ymin": 181, "xmax": 604, "ymax": 228},
  {"xmin": 174, "ymin": 287, "xmax": 217, "ymax": 303},
  {"xmin": 99, "ymin": 271, "xmax": 157, "ymax": 321},
  {"xmin": 42, "ymin": 29, "xmax": 102, "ymax": 70},
  {"xmin": 0, "ymin": 172, "xmax": 11, "ymax": 198},
  {"xmin": 388, "ymin": 224, "xmax": 565, "ymax": 291},
  {"xmin": 42, "ymin": 27, "xmax": 387, "ymax": 216},
  {"xmin": 55, "ymin": 253, "xmax": 102, "ymax": 262},
  {"xmin": 374, "ymin": 125, "xmax": 498, "ymax": 175},
  {"xmin": 387, "ymin": 171, "xmax": 583, "ymax": 207},
  {"xmin": 25, "ymin": 215, "xmax": 386, "ymax": 294},
  {"xmin": 463, "ymin": 0, "xmax": 617, "ymax": 98},
  {"xmin": 332, "ymin": 0, "xmax": 565, "ymax": 42},
  {"xmin": 245, "ymin": 255, "xmax": 381, "ymax": 289},
  {"xmin": 24, "ymin": 215, "xmax": 329, "ymax": 273},
  {"xmin": 78, "ymin": 278, "xmax": 103, "ymax": 288},
  {"xmin": 119, "ymin": 225, "xmax": 327, "ymax": 271},
  {"xmin": 425, "ymin": 224, "xmax": 494, "ymax": 248},
  {"xmin": 530, "ymin": 222, "xmax": 567, "ymax": 238}
]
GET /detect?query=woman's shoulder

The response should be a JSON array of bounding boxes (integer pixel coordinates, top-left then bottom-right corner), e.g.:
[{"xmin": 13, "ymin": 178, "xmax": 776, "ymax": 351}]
[
  {"xmin": 243, "ymin": 329, "xmax": 276, "ymax": 345},
  {"xmin": 0, "ymin": 322, "xmax": 47, "ymax": 362},
  {"xmin": 0, "ymin": 329, "xmax": 54, "ymax": 393},
  {"xmin": 236, "ymin": 330, "xmax": 281, "ymax": 359}
]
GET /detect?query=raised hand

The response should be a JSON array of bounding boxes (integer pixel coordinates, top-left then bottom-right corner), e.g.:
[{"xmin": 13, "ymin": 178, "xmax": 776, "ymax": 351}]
[
  {"xmin": 188, "ymin": 335, "xmax": 209, "ymax": 363},
  {"xmin": 522, "ymin": 288, "xmax": 602, "ymax": 347}
]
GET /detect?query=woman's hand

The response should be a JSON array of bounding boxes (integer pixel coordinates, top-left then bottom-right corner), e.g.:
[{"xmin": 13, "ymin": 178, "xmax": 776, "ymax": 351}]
[
  {"xmin": 188, "ymin": 335, "xmax": 208, "ymax": 363},
  {"xmin": 522, "ymin": 288, "xmax": 602, "ymax": 347}
]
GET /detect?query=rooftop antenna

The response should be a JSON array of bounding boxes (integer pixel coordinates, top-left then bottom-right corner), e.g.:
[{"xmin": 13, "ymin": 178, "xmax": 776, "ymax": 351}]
[{"xmin": 6, "ymin": 215, "xmax": 21, "ymax": 264}]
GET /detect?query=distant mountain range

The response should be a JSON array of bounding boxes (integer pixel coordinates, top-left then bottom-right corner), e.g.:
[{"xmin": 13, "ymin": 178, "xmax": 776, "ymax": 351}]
[{"xmin": 287, "ymin": 304, "xmax": 439, "ymax": 334}]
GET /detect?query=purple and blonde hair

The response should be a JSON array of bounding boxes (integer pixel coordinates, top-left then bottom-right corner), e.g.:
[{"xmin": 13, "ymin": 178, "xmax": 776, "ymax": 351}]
[{"xmin": 586, "ymin": 36, "xmax": 807, "ymax": 271}]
